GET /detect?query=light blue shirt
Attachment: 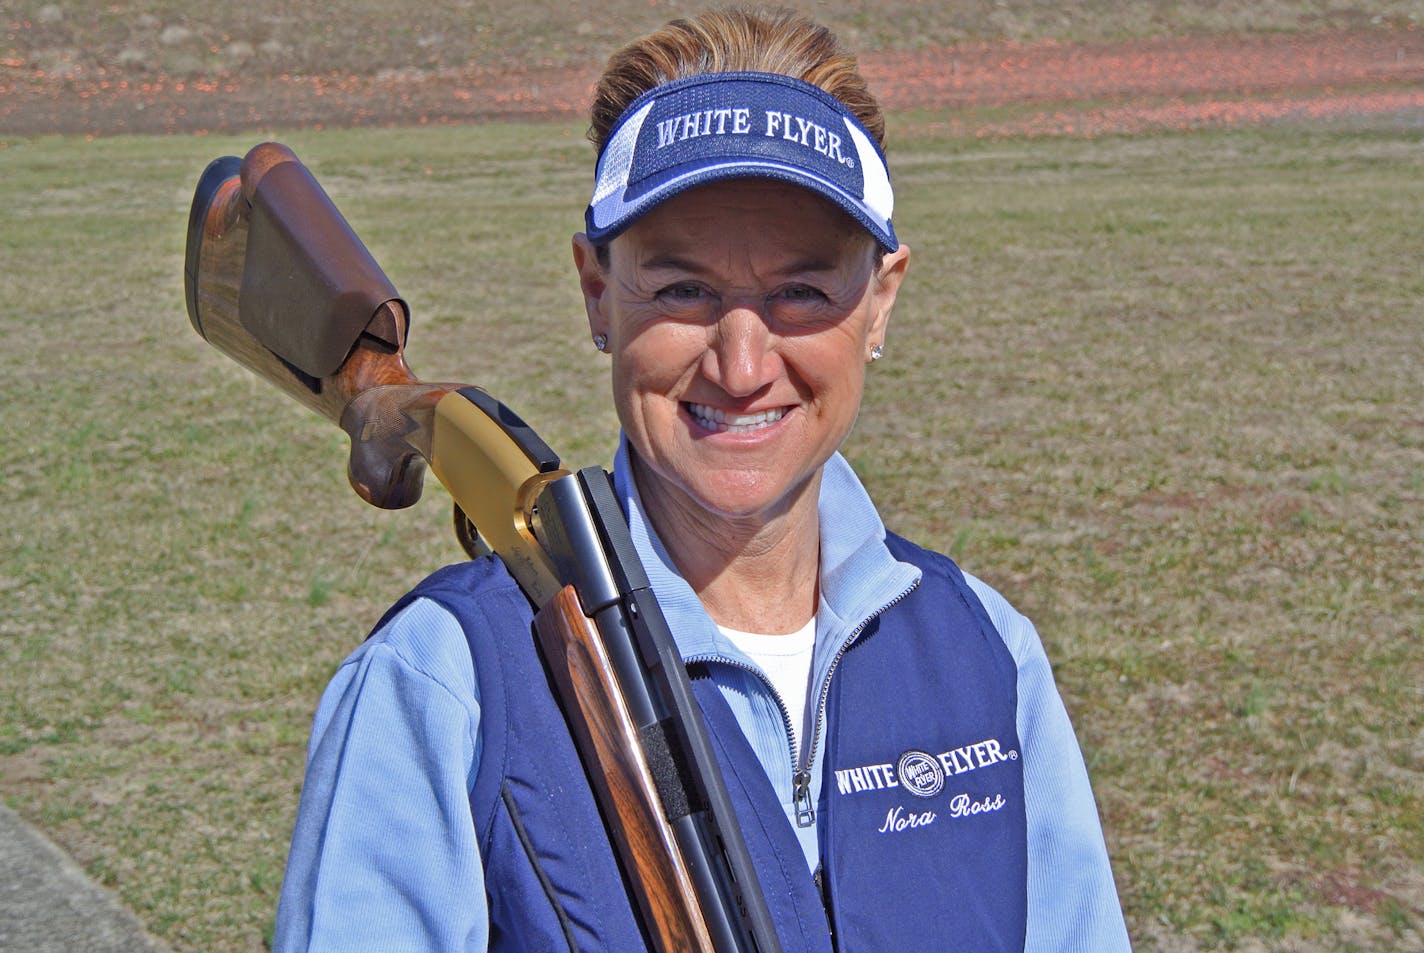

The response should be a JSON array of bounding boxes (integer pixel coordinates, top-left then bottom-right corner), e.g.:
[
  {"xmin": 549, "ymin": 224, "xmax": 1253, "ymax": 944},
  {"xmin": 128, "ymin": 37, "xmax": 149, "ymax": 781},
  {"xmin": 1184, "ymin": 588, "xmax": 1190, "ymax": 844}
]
[{"xmin": 273, "ymin": 448, "xmax": 1131, "ymax": 951}]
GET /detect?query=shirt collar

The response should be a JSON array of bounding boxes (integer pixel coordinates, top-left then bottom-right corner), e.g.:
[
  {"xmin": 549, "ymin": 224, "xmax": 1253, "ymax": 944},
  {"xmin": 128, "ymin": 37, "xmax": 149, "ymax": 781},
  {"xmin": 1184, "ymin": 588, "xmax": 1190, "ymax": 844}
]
[{"xmin": 611, "ymin": 435, "xmax": 921, "ymax": 662}]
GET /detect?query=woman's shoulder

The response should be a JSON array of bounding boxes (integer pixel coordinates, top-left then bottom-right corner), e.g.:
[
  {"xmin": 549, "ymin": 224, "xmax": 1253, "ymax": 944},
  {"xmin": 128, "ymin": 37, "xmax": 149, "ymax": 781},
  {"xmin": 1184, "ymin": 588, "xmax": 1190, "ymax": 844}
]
[
  {"xmin": 327, "ymin": 594, "xmax": 480, "ymax": 717},
  {"xmin": 883, "ymin": 531, "xmax": 1042, "ymax": 664},
  {"xmin": 392, "ymin": 556, "xmax": 526, "ymax": 612},
  {"xmin": 365, "ymin": 555, "xmax": 528, "ymax": 644},
  {"xmin": 302, "ymin": 589, "xmax": 488, "ymax": 769},
  {"xmin": 343, "ymin": 555, "xmax": 539, "ymax": 705}
]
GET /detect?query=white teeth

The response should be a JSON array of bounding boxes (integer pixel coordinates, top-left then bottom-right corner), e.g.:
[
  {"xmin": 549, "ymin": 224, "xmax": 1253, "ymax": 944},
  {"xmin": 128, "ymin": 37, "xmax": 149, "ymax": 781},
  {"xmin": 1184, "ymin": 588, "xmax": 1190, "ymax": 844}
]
[{"xmin": 686, "ymin": 402, "xmax": 786, "ymax": 433}]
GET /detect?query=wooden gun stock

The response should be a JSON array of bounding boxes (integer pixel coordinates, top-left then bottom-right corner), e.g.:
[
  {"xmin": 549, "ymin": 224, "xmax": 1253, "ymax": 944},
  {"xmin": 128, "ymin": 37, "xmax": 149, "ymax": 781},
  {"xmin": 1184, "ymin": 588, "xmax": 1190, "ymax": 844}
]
[
  {"xmin": 185, "ymin": 143, "xmax": 783, "ymax": 953},
  {"xmin": 185, "ymin": 143, "xmax": 446, "ymax": 510}
]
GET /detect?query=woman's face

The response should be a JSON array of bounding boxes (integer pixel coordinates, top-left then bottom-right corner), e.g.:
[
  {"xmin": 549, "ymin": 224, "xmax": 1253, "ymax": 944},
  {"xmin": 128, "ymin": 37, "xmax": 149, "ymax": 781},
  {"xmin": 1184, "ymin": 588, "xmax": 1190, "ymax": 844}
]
[{"xmin": 575, "ymin": 179, "xmax": 910, "ymax": 528}]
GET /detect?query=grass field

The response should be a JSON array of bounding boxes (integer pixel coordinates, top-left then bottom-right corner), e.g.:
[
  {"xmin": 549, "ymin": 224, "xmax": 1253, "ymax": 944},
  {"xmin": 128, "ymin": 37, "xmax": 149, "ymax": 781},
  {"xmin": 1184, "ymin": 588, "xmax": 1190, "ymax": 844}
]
[{"xmin": 2, "ymin": 103, "xmax": 1422, "ymax": 950}]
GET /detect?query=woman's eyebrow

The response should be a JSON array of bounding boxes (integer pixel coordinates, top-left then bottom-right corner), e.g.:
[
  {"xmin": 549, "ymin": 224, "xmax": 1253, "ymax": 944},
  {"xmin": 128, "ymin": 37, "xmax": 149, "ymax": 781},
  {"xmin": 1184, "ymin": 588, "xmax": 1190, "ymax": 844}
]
[
  {"xmin": 637, "ymin": 251, "xmax": 848, "ymax": 277},
  {"xmin": 637, "ymin": 252, "xmax": 706, "ymax": 274}
]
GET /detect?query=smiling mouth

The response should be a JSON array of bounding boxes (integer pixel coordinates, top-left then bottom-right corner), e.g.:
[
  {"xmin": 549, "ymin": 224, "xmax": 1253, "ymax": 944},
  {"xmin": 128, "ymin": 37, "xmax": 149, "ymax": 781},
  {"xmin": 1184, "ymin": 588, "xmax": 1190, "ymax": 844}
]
[{"xmin": 685, "ymin": 402, "xmax": 787, "ymax": 434}]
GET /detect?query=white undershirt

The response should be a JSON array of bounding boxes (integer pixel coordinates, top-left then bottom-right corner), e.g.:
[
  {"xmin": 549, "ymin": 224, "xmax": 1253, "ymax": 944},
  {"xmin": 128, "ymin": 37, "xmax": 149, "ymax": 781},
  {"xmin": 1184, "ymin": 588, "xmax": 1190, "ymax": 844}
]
[{"xmin": 718, "ymin": 617, "xmax": 817, "ymax": 754}]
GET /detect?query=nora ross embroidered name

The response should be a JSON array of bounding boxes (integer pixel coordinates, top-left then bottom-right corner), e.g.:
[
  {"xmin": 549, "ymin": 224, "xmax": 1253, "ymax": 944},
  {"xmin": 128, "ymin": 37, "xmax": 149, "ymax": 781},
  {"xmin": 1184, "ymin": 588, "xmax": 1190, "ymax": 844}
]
[
  {"xmin": 851, "ymin": 742, "xmax": 1016, "ymax": 836},
  {"xmin": 834, "ymin": 737, "xmax": 1018, "ymax": 798},
  {"xmin": 877, "ymin": 794, "xmax": 1008, "ymax": 835},
  {"xmin": 654, "ymin": 108, "xmax": 856, "ymax": 167}
]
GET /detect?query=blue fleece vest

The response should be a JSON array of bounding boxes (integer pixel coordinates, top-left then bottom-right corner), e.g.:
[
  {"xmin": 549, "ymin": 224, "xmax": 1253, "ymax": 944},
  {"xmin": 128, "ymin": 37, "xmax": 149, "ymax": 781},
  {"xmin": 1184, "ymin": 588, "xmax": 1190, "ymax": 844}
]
[{"xmin": 386, "ymin": 532, "xmax": 1026, "ymax": 952}]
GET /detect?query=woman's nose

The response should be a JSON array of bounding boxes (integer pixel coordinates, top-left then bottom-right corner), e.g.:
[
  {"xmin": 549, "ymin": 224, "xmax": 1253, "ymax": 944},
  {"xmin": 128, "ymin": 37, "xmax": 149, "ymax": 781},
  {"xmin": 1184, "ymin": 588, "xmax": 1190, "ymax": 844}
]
[{"xmin": 704, "ymin": 305, "xmax": 775, "ymax": 398}]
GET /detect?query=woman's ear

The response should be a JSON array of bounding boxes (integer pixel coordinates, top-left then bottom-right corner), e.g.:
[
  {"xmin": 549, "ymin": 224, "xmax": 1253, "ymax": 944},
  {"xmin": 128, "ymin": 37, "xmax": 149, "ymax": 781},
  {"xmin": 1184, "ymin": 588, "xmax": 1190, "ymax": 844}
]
[
  {"xmin": 867, "ymin": 243, "xmax": 911, "ymax": 354},
  {"xmin": 572, "ymin": 233, "xmax": 609, "ymax": 342}
]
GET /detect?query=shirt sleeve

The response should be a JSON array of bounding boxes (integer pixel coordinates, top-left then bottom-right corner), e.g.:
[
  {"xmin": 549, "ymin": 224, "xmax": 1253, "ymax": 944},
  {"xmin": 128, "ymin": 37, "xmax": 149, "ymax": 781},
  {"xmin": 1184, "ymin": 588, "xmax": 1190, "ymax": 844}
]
[
  {"xmin": 963, "ymin": 574, "xmax": 1133, "ymax": 952},
  {"xmin": 272, "ymin": 598, "xmax": 490, "ymax": 953}
]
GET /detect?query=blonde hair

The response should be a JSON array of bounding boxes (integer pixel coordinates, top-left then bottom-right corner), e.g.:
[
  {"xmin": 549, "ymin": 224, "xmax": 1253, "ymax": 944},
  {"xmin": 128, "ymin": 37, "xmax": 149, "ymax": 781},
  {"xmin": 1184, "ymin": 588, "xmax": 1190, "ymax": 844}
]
[{"xmin": 588, "ymin": 7, "xmax": 885, "ymax": 152}]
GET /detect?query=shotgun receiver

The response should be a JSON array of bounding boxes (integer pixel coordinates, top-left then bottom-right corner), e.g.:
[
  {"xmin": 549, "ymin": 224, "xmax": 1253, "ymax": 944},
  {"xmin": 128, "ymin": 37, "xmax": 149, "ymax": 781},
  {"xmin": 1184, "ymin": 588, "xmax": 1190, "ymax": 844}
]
[{"xmin": 185, "ymin": 142, "xmax": 783, "ymax": 953}]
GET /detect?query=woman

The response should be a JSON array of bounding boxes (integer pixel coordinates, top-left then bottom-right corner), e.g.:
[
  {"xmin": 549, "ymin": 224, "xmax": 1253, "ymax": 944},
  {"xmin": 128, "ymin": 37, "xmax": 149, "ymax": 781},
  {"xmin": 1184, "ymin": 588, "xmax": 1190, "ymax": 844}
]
[{"xmin": 274, "ymin": 8, "xmax": 1130, "ymax": 952}]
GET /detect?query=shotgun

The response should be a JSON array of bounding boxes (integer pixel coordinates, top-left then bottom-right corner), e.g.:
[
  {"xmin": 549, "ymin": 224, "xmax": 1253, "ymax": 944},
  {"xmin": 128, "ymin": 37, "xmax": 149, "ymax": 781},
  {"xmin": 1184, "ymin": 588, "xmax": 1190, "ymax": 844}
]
[{"xmin": 184, "ymin": 142, "xmax": 783, "ymax": 953}]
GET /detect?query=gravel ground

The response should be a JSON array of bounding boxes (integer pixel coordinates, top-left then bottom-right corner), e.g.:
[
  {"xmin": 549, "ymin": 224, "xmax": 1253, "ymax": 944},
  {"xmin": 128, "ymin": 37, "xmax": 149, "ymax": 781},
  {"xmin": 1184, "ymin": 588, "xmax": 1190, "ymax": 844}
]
[{"xmin": 1, "ymin": 28, "xmax": 1421, "ymax": 137}]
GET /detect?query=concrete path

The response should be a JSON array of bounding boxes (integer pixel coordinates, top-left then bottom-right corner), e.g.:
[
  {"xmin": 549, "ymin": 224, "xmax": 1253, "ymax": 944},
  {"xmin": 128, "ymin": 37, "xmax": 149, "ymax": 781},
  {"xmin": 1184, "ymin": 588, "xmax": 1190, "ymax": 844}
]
[{"xmin": 0, "ymin": 804, "xmax": 170, "ymax": 952}]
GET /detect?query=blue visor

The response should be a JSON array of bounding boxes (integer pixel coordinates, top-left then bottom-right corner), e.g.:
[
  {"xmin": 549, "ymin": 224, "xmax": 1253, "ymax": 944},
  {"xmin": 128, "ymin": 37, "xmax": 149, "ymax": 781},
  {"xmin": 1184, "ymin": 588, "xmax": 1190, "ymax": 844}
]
[{"xmin": 586, "ymin": 72, "xmax": 897, "ymax": 251}]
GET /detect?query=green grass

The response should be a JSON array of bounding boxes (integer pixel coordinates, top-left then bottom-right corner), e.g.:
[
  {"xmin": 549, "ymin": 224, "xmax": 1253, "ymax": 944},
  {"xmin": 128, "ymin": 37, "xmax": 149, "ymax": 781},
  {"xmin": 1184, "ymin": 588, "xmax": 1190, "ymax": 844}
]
[{"xmin": 2, "ymin": 115, "xmax": 1421, "ymax": 950}]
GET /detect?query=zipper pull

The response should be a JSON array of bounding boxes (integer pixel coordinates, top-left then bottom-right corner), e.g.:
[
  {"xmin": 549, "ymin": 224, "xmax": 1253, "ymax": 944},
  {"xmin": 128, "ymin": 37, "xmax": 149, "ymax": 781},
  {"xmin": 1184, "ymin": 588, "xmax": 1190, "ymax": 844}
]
[{"xmin": 793, "ymin": 769, "xmax": 815, "ymax": 828}]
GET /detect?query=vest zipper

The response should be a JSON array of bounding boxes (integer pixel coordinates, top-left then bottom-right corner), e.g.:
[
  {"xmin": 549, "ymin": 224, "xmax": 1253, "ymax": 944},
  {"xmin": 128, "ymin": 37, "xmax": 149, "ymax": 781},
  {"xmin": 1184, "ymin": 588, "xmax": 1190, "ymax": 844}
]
[
  {"xmin": 792, "ymin": 579, "xmax": 920, "ymax": 828},
  {"xmin": 687, "ymin": 578, "xmax": 921, "ymax": 831},
  {"xmin": 684, "ymin": 653, "xmax": 811, "ymax": 824},
  {"xmin": 792, "ymin": 768, "xmax": 815, "ymax": 827}
]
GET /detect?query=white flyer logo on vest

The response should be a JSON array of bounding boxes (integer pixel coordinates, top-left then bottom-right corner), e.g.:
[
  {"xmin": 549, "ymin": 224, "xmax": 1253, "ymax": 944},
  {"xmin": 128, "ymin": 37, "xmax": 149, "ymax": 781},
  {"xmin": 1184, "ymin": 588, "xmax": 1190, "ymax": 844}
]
[
  {"xmin": 835, "ymin": 737, "xmax": 1019, "ymax": 797},
  {"xmin": 895, "ymin": 750, "xmax": 945, "ymax": 797},
  {"xmin": 834, "ymin": 738, "xmax": 1019, "ymax": 835}
]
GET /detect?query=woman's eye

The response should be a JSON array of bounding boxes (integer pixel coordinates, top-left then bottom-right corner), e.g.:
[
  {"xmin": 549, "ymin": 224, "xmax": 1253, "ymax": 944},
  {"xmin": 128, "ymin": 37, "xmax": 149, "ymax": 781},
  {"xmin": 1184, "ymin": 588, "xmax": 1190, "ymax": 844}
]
[
  {"xmin": 778, "ymin": 284, "xmax": 828, "ymax": 304},
  {"xmin": 658, "ymin": 282, "xmax": 707, "ymax": 302}
]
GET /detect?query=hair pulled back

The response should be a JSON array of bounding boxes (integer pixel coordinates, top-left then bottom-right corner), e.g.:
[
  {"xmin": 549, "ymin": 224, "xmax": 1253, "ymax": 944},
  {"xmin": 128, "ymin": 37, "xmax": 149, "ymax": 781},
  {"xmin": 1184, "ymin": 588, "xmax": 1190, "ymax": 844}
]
[{"xmin": 588, "ymin": 7, "xmax": 885, "ymax": 152}]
